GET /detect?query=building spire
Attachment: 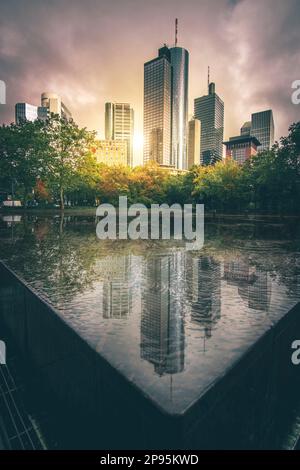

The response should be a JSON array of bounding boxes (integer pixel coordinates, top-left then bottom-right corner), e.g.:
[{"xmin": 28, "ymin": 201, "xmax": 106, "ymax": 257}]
[
  {"xmin": 208, "ymin": 66, "xmax": 210, "ymax": 92},
  {"xmin": 175, "ymin": 18, "xmax": 178, "ymax": 46}
]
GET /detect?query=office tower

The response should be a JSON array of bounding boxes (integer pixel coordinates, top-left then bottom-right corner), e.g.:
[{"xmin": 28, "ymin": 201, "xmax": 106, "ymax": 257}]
[
  {"xmin": 251, "ymin": 110, "xmax": 274, "ymax": 152},
  {"xmin": 194, "ymin": 82, "xmax": 224, "ymax": 165},
  {"xmin": 143, "ymin": 46, "xmax": 172, "ymax": 166},
  {"xmin": 37, "ymin": 106, "xmax": 49, "ymax": 120},
  {"xmin": 188, "ymin": 118, "xmax": 201, "ymax": 168},
  {"xmin": 41, "ymin": 92, "xmax": 72, "ymax": 120},
  {"xmin": 223, "ymin": 135, "xmax": 261, "ymax": 164},
  {"xmin": 240, "ymin": 121, "xmax": 251, "ymax": 136},
  {"xmin": 15, "ymin": 103, "xmax": 38, "ymax": 123},
  {"xmin": 169, "ymin": 44, "xmax": 189, "ymax": 170},
  {"xmin": 95, "ymin": 140, "xmax": 127, "ymax": 166},
  {"xmin": 15, "ymin": 103, "xmax": 49, "ymax": 124},
  {"xmin": 105, "ymin": 102, "xmax": 134, "ymax": 167}
]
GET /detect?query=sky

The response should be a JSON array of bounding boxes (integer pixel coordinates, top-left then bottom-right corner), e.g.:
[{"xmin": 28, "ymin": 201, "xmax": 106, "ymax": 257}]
[{"xmin": 0, "ymin": 0, "xmax": 299, "ymax": 164}]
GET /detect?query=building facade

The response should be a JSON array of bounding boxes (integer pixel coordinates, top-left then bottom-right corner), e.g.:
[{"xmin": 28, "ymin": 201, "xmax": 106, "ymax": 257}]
[
  {"xmin": 188, "ymin": 118, "xmax": 201, "ymax": 168},
  {"xmin": 250, "ymin": 110, "xmax": 274, "ymax": 152},
  {"xmin": 143, "ymin": 46, "xmax": 172, "ymax": 166},
  {"xmin": 223, "ymin": 135, "xmax": 261, "ymax": 164},
  {"xmin": 105, "ymin": 102, "xmax": 134, "ymax": 167},
  {"xmin": 194, "ymin": 82, "xmax": 224, "ymax": 165},
  {"xmin": 169, "ymin": 47, "xmax": 189, "ymax": 170},
  {"xmin": 15, "ymin": 103, "xmax": 48, "ymax": 124},
  {"xmin": 41, "ymin": 92, "xmax": 72, "ymax": 120},
  {"xmin": 95, "ymin": 140, "xmax": 127, "ymax": 166},
  {"xmin": 240, "ymin": 121, "xmax": 251, "ymax": 136}
]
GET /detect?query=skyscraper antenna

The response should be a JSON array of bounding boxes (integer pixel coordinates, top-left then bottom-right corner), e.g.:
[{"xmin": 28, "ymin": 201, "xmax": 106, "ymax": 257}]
[
  {"xmin": 175, "ymin": 18, "xmax": 178, "ymax": 46},
  {"xmin": 208, "ymin": 66, "xmax": 210, "ymax": 91}
]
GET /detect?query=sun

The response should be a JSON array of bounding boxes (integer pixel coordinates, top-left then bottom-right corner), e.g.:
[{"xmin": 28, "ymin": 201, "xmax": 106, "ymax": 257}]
[{"xmin": 133, "ymin": 132, "xmax": 144, "ymax": 152}]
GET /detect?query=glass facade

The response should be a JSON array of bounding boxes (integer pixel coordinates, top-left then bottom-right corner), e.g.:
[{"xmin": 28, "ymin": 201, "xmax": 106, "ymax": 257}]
[
  {"xmin": 170, "ymin": 47, "xmax": 189, "ymax": 170},
  {"xmin": 15, "ymin": 103, "xmax": 38, "ymax": 124},
  {"xmin": 143, "ymin": 47, "xmax": 172, "ymax": 166},
  {"xmin": 194, "ymin": 83, "xmax": 224, "ymax": 165},
  {"xmin": 251, "ymin": 110, "xmax": 274, "ymax": 152},
  {"xmin": 188, "ymin": 118, "xmax": 201, "ymax": 168},
  {"xmin": 105, "ymin": 102, "xmax": 134, "ymax": 167}
]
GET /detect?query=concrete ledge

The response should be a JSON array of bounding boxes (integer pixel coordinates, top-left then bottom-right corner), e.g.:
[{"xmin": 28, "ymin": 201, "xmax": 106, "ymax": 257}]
[{"xmin": 1, "ymin": 260, "xmax": 300, "ymax": 449}]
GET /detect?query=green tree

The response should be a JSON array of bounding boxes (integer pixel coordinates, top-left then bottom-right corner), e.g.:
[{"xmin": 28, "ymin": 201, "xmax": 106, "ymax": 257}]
[{"xmin": 44, "ymin": 115, "xmax": 96, "ymax": 210}]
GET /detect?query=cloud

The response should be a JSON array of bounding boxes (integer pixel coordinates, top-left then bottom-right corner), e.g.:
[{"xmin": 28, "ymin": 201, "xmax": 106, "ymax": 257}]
[{"xmin": 0, "ymin": 0, "xmax": 299, "ymax": 163}]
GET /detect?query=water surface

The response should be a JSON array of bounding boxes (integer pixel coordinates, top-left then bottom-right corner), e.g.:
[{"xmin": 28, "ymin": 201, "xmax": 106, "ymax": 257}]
[{"xmin": 0, "ymin": 214, "xmax": 299, "ymax": 414}]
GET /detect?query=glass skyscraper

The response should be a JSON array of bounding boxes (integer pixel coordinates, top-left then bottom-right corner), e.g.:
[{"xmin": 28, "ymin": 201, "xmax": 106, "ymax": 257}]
[
  {"xmin": 170, "ymin": 47, "xmax": 189, "ymax": 170},
  {"xmin": 143, "ymin": 46, "xmax": 172, "ymax": 166},
  {"xmin": 194, "ymin": 82, "xmax": 224, "ymax": 165},
  {"xmin": 250, "ymin": 110, "xmax": 274, "ymax": 152},
  {"xmin": 15, "ymin": 103, "xmax": 48, "ymax": 124},
  {"xmin": 105, "ymin": 102, "xmax": 134, "ymax": 167}
]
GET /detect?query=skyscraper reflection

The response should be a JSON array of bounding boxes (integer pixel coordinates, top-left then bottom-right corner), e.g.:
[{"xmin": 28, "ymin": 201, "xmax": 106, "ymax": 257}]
[
  {"xmin": 140, "ymin": 254, "xmax": 185, "ymax": 376},
  {"xmin": 224, "ymin": 258, "xmax": 271, "ymax": 312},
  {"xmin": 186, "ymin": 255, "xmax": 221, "ymax": 339},
  {"xmin": 96, "ymin": 255, "xmax": 140, "ymax": 319}
]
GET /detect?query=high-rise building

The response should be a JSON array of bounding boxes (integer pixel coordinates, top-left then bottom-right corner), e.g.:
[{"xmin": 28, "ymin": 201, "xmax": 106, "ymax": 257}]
[
  {"xmin": 194, "ymin": 82, "xmax": 224, "ymax": 165},
  {"xmin": 105, "ymin": 102, "xmax": 134, "ymax": 167},
  {"xmin": 187, "ymin": 118, "xmax": 201, "ymax": 168},
  {"xmin": 250, "ymin": 110, "xmax": 274, "ymax": 152},
  {"xmin": 240, "ymin": 121, "xmax": 251, "ymax": 136},
  {"xmin": 15, "ymin": 103, "xmax": 48, "ymax": 124},
  {"xmin": 41, "ymin": 92, "xmax": 72, "ymax": 120},
  {"xmin": 95, "ymin": 140, "xmax": 127, "ymax": 166},
  {"xmin": 15, "ymin": 103, "xmax": 38, "ymax": 123},
  {"xmin": 169, "ymin": 46, "xmax": 189, "ymax": 170},
  {"xmin": 143, "ymin": 46, "xmax": 172, "ymax": 166},
  {"xmin": 223, "ymin": 135, "xmax": 261, "ymax": 165}
]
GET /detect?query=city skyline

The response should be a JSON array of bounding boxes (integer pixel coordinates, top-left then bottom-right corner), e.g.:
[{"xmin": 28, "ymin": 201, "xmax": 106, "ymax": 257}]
[{"xmin": 0, "ymin": 0, "xmax": 299, "ymax": 165}]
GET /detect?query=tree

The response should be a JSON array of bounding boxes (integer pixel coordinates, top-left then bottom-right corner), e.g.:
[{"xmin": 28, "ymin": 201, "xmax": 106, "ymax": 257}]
[
  {"xmin": 0, "ymin": 119, "xmax": 50, "ymax": 205},
  {"xmin": 44, "ymin": 115, "xmax": 96, "ymax": 210}
]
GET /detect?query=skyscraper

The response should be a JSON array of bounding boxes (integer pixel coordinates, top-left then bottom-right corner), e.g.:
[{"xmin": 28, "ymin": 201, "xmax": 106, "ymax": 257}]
[
  {"xmin": 41, "ymin": 92, "xmax": 72, "ymax": 120},
  {"xmin": 169, "ymin": 46, "xmax": 189, "ymax": 170},
  {"xmin": 194, "ymin": 82, "xmax": 224, "ymax": 165},
  {"xmin": 15, "ymin": 103, "xmax": 38, "ymax": 123},
  {"xmin": 250, "ymin": 110, "xmax": 274, "ymax": 152},
  {"xmin": 223, "ymin": 135, "xmax": 260, "ymax": 165},
  {"xmin": 188, "ymin": 118, "xmax": 201, "ymax": 168},
  {"xmin": 143, "ymin": 46, "xmax": 172, "ymax": 166},
  {"xmin": 105, "ymin": 102, "xmax": 134, "ymax": 167},
  {"xmin": 15, "ymin": 103, "xmax": 48, "ymax": 124},
  {"xmin": 240, "ymin": 121, "xmax": 251, "ymax": 136}
]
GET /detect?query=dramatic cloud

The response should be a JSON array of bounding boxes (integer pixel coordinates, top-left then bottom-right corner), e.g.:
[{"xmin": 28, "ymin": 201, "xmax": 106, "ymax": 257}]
[{"xmin": 0, "ymin": 0, "xmax": 299, "ymax": 163}]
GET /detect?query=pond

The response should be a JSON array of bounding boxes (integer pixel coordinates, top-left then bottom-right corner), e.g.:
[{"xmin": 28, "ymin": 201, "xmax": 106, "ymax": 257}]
[{"xmin": 1, "ymin": 214, "xmax": 299, "ymax": 420}]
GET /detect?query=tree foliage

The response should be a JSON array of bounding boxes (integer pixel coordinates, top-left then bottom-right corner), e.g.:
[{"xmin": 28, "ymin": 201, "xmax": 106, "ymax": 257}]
[{"xmin": 0, "ymin": 119, "xmax": 299, "ymax": 214}]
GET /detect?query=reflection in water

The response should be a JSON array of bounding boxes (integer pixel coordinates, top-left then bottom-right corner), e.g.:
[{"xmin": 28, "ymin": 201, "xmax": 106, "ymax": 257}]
[
  {"xmin": 96, "ymin": 256, "xmax": 138, "ymax": 319},
  {"xmin": 141, "ymin": 254, "xmax": 185, "ymax": 376},
  {"xmin": 224, "ymin": 259, "xmax": 271, "ymax": 311},
  {"xmin": 187, "ymin": 255, "xmax": 221, "ymax": 340},
  {"xmin": 0, "ymin": 215, "xmax": 300, "ymax": 412}
]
